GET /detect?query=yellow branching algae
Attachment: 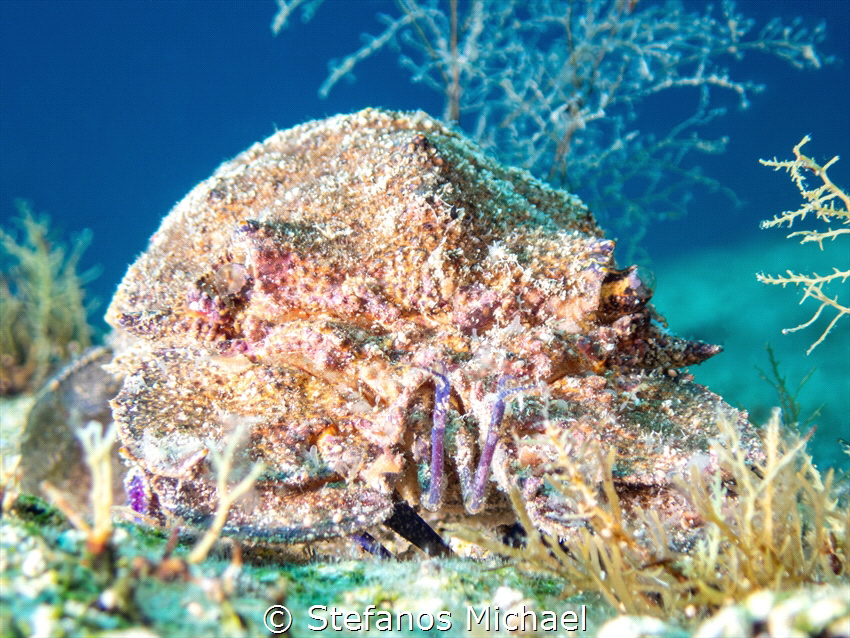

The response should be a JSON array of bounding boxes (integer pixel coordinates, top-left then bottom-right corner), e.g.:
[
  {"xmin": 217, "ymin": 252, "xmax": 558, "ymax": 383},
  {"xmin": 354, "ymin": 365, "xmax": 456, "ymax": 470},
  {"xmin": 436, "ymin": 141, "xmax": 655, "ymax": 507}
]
[
  {"xmin": 0, "ymin": 200, "xmax": 98, "ymax": 395},
  {"xmin": 758, "ymin": 136, "xmax": 850, "ymax": 354},
  {"xmin": 460, "ymin": 410, "xmax": 847, "ymax": 624}
]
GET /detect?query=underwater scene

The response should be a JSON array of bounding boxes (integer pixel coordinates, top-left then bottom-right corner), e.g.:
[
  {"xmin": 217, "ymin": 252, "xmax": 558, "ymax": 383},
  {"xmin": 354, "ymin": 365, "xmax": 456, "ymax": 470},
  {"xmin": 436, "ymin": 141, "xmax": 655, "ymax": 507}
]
[{"xmin": 1, "ymin": 1, "xmax": 848, "ymax": 636}]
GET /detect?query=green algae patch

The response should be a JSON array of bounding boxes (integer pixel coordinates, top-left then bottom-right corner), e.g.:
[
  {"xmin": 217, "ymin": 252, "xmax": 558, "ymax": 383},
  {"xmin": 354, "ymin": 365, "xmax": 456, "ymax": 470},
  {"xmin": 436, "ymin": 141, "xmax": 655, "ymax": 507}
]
[{"xmin": 0, "ymin": 506, "xmax": 614, "ymax": 637}]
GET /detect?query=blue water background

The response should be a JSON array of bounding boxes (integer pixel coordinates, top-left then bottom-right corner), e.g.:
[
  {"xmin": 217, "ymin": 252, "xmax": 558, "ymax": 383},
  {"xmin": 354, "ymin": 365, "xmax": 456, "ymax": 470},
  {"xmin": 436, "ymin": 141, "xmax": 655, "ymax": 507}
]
[{"xmin": 1, "ymin": 0, "xmax": 848, "ymax": 468}]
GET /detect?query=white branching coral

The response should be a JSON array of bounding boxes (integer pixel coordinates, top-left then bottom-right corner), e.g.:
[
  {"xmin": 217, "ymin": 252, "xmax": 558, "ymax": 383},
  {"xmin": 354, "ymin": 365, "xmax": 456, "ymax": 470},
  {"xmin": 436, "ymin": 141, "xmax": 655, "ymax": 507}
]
[{"xmin": 757, "ymin": 136, "xmax": 849, "ymax": 354}]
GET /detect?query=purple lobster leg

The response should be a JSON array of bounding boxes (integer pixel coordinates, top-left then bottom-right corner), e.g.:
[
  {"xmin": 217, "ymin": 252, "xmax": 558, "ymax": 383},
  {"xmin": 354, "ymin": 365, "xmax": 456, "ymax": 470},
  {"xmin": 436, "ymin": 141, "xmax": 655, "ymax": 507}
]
[
  {"xmin": 467, "ymin": 378, "xmax": 534, "ymax": 515},
  {"xmin": 421, "ymin": 364, "xmax": 451, "ymax": 512}
]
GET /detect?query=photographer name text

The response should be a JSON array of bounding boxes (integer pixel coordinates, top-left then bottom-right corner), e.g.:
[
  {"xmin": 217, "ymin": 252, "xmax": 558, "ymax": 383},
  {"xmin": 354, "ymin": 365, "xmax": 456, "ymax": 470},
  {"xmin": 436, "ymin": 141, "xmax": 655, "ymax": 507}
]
[{"xmin": 303, "ymin": 604, "xmax": 587, "ymax": 632}]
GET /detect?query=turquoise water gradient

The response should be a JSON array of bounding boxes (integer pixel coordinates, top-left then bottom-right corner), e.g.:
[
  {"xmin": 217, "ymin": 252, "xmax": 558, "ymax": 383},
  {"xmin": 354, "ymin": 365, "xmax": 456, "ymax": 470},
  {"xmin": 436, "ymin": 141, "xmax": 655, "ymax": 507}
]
[{"xmin": 654, "ymin": 236, "xmax": 850, "ymax": 471}]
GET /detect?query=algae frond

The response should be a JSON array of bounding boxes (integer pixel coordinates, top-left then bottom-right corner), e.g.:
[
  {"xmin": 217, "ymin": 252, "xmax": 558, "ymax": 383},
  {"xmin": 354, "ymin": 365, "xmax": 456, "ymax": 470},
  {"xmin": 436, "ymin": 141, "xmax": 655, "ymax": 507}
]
[
  {"xmin": 460, "ymin": 410, "xmax": 848, "ymax": 627},
  {"xmin": 757, "ymin": 137, "xmax": 850, "ymax": 354},
  {"xmin": 0, "ymin": 200, "xmax": 100, "ymax": 395}
]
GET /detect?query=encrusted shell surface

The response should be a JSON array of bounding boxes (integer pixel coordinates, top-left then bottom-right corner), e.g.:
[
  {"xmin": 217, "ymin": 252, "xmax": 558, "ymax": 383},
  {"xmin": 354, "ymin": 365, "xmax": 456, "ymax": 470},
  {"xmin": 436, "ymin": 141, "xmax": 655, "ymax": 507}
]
[{"xmin": 106, "ymin": 108, "xmax": 762, "ymax": 544}]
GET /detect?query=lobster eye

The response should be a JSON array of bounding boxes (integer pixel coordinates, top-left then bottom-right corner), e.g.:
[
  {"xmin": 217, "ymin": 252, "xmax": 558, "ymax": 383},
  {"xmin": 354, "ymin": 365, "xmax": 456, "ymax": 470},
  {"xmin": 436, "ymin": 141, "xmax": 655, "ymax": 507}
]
[
  {"xmin": 212, "ymin": 262, "xmax": 250, "ymax": 297},
  {"xmin": 631, "ymin": 265, "xmax": 656, "ymax": 298},
  {"xmin": 598, "ymin": 265, "xmax": 656, "ymax": 321}
]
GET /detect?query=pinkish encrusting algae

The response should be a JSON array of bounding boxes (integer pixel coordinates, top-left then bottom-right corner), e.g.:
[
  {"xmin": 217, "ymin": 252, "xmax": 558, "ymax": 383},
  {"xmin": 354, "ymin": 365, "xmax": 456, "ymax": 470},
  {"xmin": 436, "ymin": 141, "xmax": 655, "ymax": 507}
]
[{"xmin": 104, "ymin": 108, "xmax": 763, "ymax": 551}]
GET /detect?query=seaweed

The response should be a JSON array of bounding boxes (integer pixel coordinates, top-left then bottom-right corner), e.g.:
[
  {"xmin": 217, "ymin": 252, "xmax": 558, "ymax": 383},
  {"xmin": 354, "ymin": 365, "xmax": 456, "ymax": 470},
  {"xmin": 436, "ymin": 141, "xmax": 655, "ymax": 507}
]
[
  {"xmin": 0, "ymin": 200, "xmax": 100, "ymax": 395},
  {"xmin": 186, "ymin": 423, "xmax": 266, "ymax": 565},
  {"xmin": 757, "ymin": 137, "xmax": 850, "ymax": 354},
  {"xmin": 458, "ymin": 410, "xmax": 848, "ymax": 626},
  {"xmin": 756, "ymin": 342, "xmax": 823, "ymax": 431}
]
